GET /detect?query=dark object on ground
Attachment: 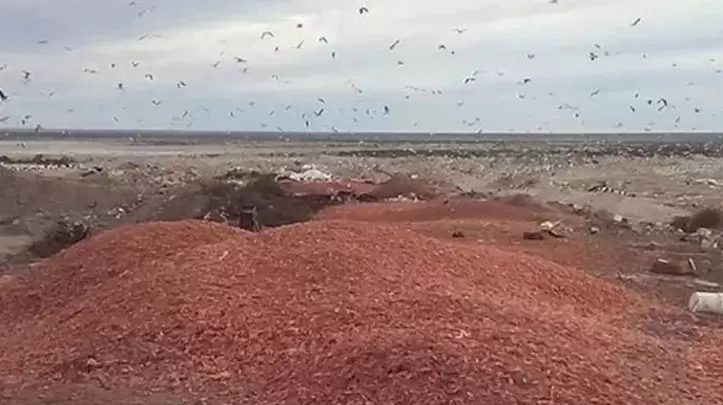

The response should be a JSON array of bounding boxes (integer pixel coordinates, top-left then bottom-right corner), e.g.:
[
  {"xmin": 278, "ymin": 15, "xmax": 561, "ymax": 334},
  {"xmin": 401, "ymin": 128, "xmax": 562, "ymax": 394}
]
[
  {"xmin": 523, "ymin": 231, "xmax": 545, "ymax": 240},
  {"xmin": 671, "ymin": 207, "xmax": 722, "ymax": 233},
  {"xmin": 451, "ymin": 230, "xmax": 464, "ymax": 238},
  {"xmin": 238, "ymin": 204, "xmax": 262, "ymax": 232},
  {"xmin": 27, "ymin": 219, "xmax": 90, "ymax": 258},
  {"xmin": 650, "ymin": 258, "xmax": 695, "ymax": 276}
]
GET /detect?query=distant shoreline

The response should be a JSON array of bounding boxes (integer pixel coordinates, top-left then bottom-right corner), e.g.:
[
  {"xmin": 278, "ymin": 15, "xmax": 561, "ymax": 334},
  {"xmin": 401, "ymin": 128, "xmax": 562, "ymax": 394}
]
[{"xmin": 1, "ymin": 129, "xmax": 723, "ymax": 144}]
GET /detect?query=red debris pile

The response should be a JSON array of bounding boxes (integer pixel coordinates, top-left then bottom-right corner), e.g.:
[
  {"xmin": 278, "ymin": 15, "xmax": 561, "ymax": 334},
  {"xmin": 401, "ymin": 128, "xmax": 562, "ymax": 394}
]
[{"xmin": 1, "ymin": 220, "xmax": 720, "ymax": 404}]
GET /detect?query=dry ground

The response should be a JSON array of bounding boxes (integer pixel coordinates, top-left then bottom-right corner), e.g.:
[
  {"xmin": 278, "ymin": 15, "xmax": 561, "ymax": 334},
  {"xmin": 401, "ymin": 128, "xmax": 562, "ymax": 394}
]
[{"xmin": 1, "ymin": 137, "xmax": 723, "ymax": 403}]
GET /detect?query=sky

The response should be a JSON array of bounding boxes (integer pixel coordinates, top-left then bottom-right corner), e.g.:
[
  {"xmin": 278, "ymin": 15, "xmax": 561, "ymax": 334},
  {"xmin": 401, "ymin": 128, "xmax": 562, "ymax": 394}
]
[{"xmin": 0, "ymin": 0, "xmax": 722, "ymax": 133}]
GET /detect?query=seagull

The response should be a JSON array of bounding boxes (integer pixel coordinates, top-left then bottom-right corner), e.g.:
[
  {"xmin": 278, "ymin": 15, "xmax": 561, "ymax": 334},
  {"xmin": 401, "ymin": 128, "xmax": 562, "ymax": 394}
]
[
  {"xmin": 144, "ymin": 73, "xmax": 154, "ymax": 81},
  {"xmin": 177, "ymin": 80, "xmax": 187, "ymax": 88},
  {"xmin": 438, "ymin": 44, "xmax": 447, "ymax": 50},
  {"xmin": 314, "ymin": 108, "xmax": 324, "ymax": 117},
  {"xmin": 463, "ymin": 77, "xmax": 476, "ymax": 84},
  {"xmin": 318, "ymin": 36, "xmax": 328, "ymax": 44},
  {"xmin": 383, "ymin": 105, "xmax": 390, "ymax": 115},
  {"xmin": 117, "ymin": 82, "xmax": 124, "ymax": 90},
  {"xmin": 296, "ymin": 41, "xmax": 304, "ymax": 49},
  {"xmin": 211, "ymin": 61, "xmax": 221, "ymax": 68},
  {"xmin": 629, "ymin": 105, "xmax": 636, "ymax": 112},
  {"xmin": 589, "ymin": 89, "xmax": 601, "ymax": 96},
  {"xmin": 453, "ymin": 28, "xmax": 466, "ymax": 34},
  {"xmin": 37, "ymin": 40, "xmax": 49, "ymax": 44},
  {"xmin": 0, "ymin": 116, "xmax": 9, "ymax": 123},
  {"xmin": 631, "ymin": 17, "xmax": 642, "ymax": 27},
  {"xmin": 0, "ymin": 88, "xmax": 8, "ymax": 101},
  {"xmin": 261, "ymin": 31, "xmax": 275, "ymax": 39},
  {"xmin": 233, "ymin": 56, "xmax": 248, "ymax": 63},
  {"xmin": 657, "ymin": 98, "xmax": 668, "ymax": 111},
  {"xmin": 22, "ymin": 70, "xmax": 31, "ymax": 80},
  {"xmin": 83, "ymin": 68, "xmax": 98, "ymax": 74},
  {"xmin": 131, "ymin": 61, "xmax": 140, "ymax": 67},
  {"xmin": 359, "ymin": 6, "xmax": 369, "ymax": 14},
  {"xmin": 331, "ymin": 51, "xmax": 336, "ymax": 59},
  {"xmin": 318, "ymin": 97, "xmax": 326, "ymax": 104},
  {"xmin": 389, "ymin": 39, "xmax": 401, "ymax": 50},
  {"xmin": 151, "ymin": 100, "xmax": 162, "ymax": 106}
]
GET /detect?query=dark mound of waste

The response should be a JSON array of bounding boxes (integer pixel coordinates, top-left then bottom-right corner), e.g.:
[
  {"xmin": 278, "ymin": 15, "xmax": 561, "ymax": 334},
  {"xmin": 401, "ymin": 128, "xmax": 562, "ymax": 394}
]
[{"xmin": 151, "ymin": 174, "xmax": 355, "ymax": 228}]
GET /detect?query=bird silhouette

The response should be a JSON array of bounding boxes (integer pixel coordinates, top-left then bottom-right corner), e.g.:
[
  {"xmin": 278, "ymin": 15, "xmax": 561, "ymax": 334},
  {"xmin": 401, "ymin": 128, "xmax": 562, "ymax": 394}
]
[
  {"xmin": 389, "ymin": 39, "xmax": 401, "ymax": 50},
  {"xmin": 261, "ymin": 31, "xmax": 274, "ymax": 39},
  {"xmin": 359, "ymin": 6, "xmax": 369, "ymax": 14},
  {"xmin": 0, "ymin": 88, "xmax": 8, "ymax": 101},
  {"xmin": 631, "ymin": 17, "xmax": 641, "ymax": 27},
  {"xmin": 318, "ymin": 37, "xmax": 328, "ymax": 44}
]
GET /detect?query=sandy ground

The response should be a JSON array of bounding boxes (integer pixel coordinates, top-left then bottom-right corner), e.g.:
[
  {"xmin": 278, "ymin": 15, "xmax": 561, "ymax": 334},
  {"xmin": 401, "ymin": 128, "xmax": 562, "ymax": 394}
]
[{"xmin": 1, "ymin": 136, "xmax": 723, "ymax": 403}]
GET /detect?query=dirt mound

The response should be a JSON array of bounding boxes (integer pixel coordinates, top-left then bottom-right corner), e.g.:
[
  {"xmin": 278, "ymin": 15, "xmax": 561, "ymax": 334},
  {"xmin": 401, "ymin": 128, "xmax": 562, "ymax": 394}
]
[
  {"xmin": 147, "ymin": 175, "xmax": 345, "ymax": 228},
  {"xmin": 0, "ymin": 167, "xmax": 140, "ymax": 267},
  {"xmin": 2, "ymin": 220, "xmax": 719, "ymax": 404}
]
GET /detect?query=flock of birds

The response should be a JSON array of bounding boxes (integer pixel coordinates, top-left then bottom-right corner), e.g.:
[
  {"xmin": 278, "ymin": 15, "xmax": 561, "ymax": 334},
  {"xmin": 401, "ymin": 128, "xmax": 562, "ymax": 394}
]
[{"xmin": 0, "ymin": 2, "xmax": 721, "ymax": 133}]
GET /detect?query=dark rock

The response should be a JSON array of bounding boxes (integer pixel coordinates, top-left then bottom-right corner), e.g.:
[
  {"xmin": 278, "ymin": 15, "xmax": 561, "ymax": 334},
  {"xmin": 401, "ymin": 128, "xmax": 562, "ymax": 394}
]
[{"xmin": 523, "ymin": 231, "xmax": 545, "ymax": 240}]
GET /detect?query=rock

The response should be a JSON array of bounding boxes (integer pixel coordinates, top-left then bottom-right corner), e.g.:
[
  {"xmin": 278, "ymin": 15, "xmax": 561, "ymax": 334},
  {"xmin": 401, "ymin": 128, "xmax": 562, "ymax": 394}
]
[
  {"xmin": 523, "ymin": 231, "xmax": 545, "ymax": 240},
  {"xmin": 650, "ymin": 258, "xmax": 695, "ymax": 276},
  {"xmin": 589, "ymin": 226, "xmax": 600, "ymax": 235},
  {"xmin": 451, "ymin": 230, "xmax": 465, "ymax": 238}
]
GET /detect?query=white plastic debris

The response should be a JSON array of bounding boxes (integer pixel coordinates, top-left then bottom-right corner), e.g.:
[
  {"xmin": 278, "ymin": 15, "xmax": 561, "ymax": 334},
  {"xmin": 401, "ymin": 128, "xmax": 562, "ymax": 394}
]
[
  {"xmin": 688, "ymin": 292, "xmax": 723, "ymax": 316},
  {"xmin": 288, "ymin": 168, "xmax": 332, "ymax": 182}
]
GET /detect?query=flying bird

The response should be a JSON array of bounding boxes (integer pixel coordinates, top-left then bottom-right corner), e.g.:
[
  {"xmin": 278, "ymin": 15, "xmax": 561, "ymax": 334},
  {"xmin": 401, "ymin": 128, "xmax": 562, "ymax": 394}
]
[
  {"xmin": 22, "ymin": 70, "xmax": 31, "ymax": 80},
  {"xmin": 318, "ymin": 36, "xmax": 328, "ymax": 44},
  {"xmin": 145, "ymin": 73, "xmax": 154, "ymax": 81},
  {"xmin": 37, "ymin": 40, "xmax": 49, "ymax": 44},
  {"xmin": 453, "ymin": 28, "xmax": 466, "ymax": 34},
  {"xmin": 296, "ymin": 22, "xmax": 303, "ymax": 28},
  {"xmin": 318, "ymin": 97, "xmax": 326, "ymax": 104},
  {"xmin": 359, "ymin": 6, "xmax": 369, "ymax": 14},
  {"xmin": 314, "ymin": 108, "xmax": 324, "ymax": 117},
  {"xmin": 331, "ymin": 51, "xmax": 336, "ymax": 59},
  {"xmin": 463, "ymin": 77, "xmax": 476, "ymax": 84},
  {"xmin": 296, "ymin": 41, "xmax": 304, "ymax": 49},
  {"xmin": 589, "ymin": 89, "xmax": 601, "ymax": 96},
  {"xmin": 177, "ymin": 80, "xmax": 187, "ymax": 88},
  {"xmin": 631, "ymin": 17, "xmax": 641, "ymax": 26},
  {"xmin": 261, "ymin": 31, "xmax": 275, "ymax": 39},
  {"xmin": 151, "ymin": 100, "xmax": 162, "ymax": 106},
  {"xmin": 0, "ymin": 116, "xmax": 9, "ymax": 123},
  {"xmin": 389, "ymin": 39, "xmax": 401, "ymax": 50},
  {"xmin": 211, "ymin": 61, "xmax": 221, "ymax": 68},
  {"xmin": 0, "ymin": 88, "xmax": 8, "ymax": 101},
  {"xmin": 233, "ymin": 56, "xmax": 248, "ymax": 63},
  {"xmin": 117, "ymin": 82, "xmax": 124, "ymax": 90},
  {"xmin": 383, "ymin": 105, "xmax": 390, "ymax": 115},
  {"xmin": 130, "ymin": 61, "xmax": 140, "ymax": 67}
]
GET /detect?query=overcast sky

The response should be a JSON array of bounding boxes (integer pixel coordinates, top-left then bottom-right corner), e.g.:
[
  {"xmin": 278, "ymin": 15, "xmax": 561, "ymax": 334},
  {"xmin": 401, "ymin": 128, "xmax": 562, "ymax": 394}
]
[{"xmin": 0, "ymin": 0, "xmax": 722, "ymax": 133}]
